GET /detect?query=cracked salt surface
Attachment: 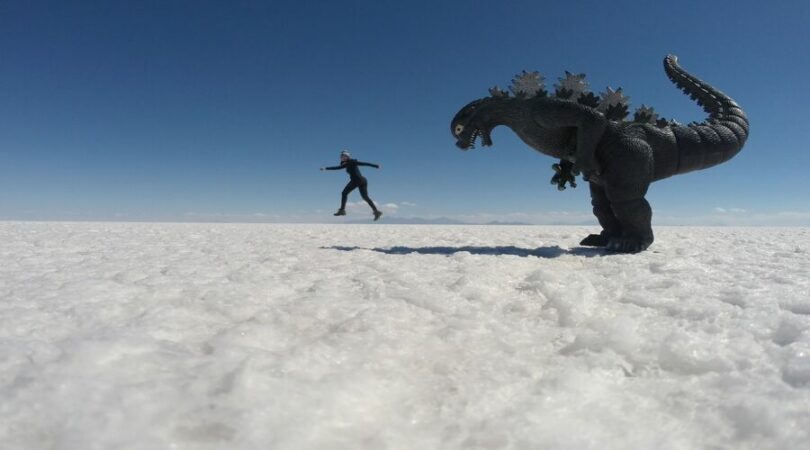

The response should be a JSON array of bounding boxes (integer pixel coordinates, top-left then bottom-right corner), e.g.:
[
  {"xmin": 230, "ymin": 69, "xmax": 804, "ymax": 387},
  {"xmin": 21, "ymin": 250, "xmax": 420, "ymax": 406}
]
[{"xmin": 1, "ymin": 222, "xmax": 809, "ymax": 449}]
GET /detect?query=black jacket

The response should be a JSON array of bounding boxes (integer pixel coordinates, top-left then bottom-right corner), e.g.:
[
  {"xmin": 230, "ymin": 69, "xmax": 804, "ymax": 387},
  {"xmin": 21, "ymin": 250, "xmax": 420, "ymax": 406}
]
[{"xmin": 324, "ymin": 159, "xmax": 379, "ymax": 181}]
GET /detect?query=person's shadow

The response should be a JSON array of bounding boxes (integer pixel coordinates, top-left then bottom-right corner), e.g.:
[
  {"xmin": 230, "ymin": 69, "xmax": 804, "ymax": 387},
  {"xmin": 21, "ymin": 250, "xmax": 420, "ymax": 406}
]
[{"xmin": 322, "ymin": 245, "xmax": 604, "ymax": 258}]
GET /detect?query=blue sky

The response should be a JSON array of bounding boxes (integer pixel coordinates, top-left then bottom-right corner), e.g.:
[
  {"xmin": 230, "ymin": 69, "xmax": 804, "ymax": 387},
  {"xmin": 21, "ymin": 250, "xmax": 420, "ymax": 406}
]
[{"xmin": 1, "ymin": 0, "xmax": 809, "ymax": 225}]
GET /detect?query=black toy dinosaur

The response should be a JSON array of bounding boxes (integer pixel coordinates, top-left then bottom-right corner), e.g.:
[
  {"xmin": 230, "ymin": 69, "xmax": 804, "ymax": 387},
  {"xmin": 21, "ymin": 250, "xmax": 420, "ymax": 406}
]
[{"xmin": 450, "ymin": 55, "xmax": 749, "ymax": 253}]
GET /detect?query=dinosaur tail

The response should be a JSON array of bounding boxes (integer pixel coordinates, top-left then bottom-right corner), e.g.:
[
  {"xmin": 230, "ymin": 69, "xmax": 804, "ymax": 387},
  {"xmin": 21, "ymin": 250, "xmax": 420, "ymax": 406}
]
[{"xmin": 663, "ymin": 55, "xmax": 749, "ymax": 174}]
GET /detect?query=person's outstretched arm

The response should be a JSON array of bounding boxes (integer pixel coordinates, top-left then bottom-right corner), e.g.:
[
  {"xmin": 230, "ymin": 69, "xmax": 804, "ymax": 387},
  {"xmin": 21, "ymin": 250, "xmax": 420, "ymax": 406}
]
[
  {"xmin": 320, "ymin": 165, "xmax": 343, "ymax": 171},
  {"xmin": 356, "ymin": 161, "xmax": 381, "ymax": 168}
]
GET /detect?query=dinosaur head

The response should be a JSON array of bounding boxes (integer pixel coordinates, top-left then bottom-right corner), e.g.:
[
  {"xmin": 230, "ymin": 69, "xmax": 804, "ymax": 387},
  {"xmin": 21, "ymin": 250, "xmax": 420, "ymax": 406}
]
[{"xmin": 450, "ymin": 97, "xmax": 500, "ymax": 150}]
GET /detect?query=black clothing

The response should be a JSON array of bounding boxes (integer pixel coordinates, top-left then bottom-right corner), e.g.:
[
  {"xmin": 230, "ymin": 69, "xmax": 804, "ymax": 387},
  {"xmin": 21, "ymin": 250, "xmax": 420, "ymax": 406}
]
[
  {"xmin": 325, "ymin": 158, "xmax": 380, "ymax": 212},
  {"xmin": 324, "ymin": 159, "xmax": 380, "ymax": 182},
  {"xmin": 341, "ymin": 179, "xmax": 375, "ymax": 211}
]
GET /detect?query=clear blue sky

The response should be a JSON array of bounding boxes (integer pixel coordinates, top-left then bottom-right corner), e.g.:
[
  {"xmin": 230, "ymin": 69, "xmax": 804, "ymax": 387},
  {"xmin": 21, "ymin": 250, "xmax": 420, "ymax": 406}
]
[{"xmin": 2, "ymin": 0, "xmax": 809, "ymax": 225}]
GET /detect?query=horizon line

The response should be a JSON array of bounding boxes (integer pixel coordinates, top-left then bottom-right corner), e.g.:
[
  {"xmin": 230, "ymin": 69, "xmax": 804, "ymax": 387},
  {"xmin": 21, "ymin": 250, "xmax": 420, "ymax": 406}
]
[{"xmin": 2, "ymin": 218, "xmax": 809, "ymax": 228}]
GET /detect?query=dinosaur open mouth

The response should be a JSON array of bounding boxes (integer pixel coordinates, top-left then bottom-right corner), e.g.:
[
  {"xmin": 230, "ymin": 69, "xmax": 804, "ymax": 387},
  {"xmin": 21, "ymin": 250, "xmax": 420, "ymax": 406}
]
[
  {"xmin": 455, "ymin": 127, "xmax": 492, "ymax": 150},
  {"xmin": 456, "ymin": 128, "xmax": 479, "ymax": 150},
  {"xmin": 472, "ymin": 128, "xmax": 493, "ymax": 147}
]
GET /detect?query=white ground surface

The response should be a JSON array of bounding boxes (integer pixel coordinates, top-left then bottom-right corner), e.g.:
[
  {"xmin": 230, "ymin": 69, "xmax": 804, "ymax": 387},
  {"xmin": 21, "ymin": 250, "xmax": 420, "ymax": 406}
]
[{"xmin": 1, "ymin": 222, "xmax": 809, "ymax": 449}]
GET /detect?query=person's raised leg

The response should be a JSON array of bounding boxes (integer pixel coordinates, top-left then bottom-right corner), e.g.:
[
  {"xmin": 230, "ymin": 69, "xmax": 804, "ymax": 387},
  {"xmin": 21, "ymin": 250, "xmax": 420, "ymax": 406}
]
[
  {"xmin": 335, "ymin": 181, "xmax": 358, "ymax": 215},
  {"xmin": 359, "ymin": 183, "xmax": 382, "ymax": 221}
]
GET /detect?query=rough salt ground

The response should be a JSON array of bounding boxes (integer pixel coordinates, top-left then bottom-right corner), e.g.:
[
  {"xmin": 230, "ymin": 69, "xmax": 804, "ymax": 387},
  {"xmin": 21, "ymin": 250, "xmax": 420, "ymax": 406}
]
[{"xmin": 1, "ymin": 222, "xmax": 809, "ymax": 449}]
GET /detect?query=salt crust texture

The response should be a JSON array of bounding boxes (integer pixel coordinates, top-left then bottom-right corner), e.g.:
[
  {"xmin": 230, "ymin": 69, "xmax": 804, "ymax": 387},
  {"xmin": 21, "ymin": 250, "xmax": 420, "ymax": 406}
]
[{"xmin": 1, "ymin": 222, "xmax": 809, "ymax": 449}]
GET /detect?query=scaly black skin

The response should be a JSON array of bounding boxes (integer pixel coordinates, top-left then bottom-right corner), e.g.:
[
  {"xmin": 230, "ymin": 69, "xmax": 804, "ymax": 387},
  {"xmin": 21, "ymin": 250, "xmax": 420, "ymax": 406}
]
[{"xmin": 450, "ymin": 55, "xmax": 749, "ymax": 253}]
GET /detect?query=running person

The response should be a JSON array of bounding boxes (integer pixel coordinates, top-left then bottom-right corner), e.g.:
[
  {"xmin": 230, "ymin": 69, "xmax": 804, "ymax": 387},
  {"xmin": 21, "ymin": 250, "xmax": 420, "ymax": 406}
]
[{"xmin": 320, "ymin": 150, "xmax": 383, "ymax": 221}]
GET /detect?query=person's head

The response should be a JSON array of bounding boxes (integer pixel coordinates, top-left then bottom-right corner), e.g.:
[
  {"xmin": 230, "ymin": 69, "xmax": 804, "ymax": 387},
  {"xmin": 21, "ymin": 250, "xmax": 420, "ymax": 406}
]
[{"xmin": 340, "ymin": 150, "xmax": 351, "ymax": 161}]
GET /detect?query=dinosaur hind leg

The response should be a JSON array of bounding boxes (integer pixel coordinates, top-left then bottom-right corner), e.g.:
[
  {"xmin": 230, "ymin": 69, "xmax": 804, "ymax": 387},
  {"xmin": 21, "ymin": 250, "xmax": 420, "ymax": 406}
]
[
  {"xmin": 601, "ymin": 139, "xmax": 655, "ymax": 253},
  {"xmin": 580, "ymin": 182, "xmax": 622, "ymax": 247},
  {"xmin": 606, "ymin": 196, "xmax": 654, "ymax": 253}
]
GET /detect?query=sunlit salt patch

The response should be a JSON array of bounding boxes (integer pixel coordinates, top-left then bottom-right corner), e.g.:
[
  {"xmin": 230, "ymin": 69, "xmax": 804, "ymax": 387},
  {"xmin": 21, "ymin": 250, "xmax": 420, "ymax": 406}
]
[
  {"xmin": 782, "ymin": 350, "xmax": 810, "ymax": 387},
  {"xmin": 518, "ymin": 269, "xmax": 599, "ymax": 327},
  {"xmin": 723, "ymin": 398, "xmax": 781, "ymax": 440},
  {"xmin": 658, "ymin": 331, "xmax": 735, "ymax": 375},
  {"xmin": 780, "ymin": 301, "xmax": 810, "ymax": 316},
  {"xmin": 559, "ymin": 314, "xmax": 643, "ymax": 361},
  {"xmin": 716, "ymin": 287, "xmax": 750, "ymax": 308},
  {"xmin": 772, "ymin": 319, "xmax": 807, "ymax": 346}
]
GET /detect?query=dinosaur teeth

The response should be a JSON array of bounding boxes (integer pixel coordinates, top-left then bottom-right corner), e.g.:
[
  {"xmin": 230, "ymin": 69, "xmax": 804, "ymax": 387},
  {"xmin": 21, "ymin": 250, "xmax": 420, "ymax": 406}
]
[{"xmin": 469, "ymin": 129, "xmax": 484, "ymax": 147}]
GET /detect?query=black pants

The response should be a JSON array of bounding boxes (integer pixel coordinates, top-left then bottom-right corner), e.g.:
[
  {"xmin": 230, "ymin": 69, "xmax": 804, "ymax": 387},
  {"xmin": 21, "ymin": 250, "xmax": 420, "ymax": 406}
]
[{"xmin": 341, "ymin": 178, "xmax": 378, "ymax": 211}]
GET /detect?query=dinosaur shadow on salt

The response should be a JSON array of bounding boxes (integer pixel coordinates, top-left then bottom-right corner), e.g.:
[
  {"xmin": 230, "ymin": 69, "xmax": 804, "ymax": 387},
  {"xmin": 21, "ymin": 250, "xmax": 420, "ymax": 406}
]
[{"xmin": 323, "ymin": 245, "xmax": 605, "ymax": 258}]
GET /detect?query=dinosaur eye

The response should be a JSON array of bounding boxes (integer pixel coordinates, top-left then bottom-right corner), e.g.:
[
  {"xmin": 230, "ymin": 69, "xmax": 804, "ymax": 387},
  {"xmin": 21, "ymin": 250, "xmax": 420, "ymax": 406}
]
[{"xmin": 454, "ymin": 124, "xmax": 464, "ymax": 136}]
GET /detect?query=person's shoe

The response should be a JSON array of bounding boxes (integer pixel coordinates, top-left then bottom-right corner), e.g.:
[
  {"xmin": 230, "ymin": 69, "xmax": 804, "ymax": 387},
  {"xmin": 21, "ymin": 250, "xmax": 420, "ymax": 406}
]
[
  {"xmin": 333, "ymin": 209, "xmax": 346, "ymax": 216},
  {"xmin": 373, "ymin": 211, "xmax": 383, "ymax": 221}
]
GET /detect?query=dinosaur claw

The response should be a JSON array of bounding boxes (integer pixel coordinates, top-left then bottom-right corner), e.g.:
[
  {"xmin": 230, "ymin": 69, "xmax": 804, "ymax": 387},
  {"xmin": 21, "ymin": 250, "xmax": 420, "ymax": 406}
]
[{"xmin": 550, "ymin": 160, "xmax": 579, "ymax": 190}]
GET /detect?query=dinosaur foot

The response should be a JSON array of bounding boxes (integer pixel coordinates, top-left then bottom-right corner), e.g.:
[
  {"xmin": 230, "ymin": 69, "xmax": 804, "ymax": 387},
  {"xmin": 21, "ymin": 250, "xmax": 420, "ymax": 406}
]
[
  {"xmin": 580, "ymin": 233, "xmax": 611, "ymax": 247},
  {"xmin": 606, "ymin": 236, "xmax": 652, "ymax": 253}
]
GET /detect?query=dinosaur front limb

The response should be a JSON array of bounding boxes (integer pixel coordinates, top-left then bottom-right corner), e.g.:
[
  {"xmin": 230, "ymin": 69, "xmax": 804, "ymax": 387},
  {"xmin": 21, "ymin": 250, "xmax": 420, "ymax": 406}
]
[
  {"xmin": 551, "ymin": 160, "xmax": 578, "ymax": 190},
  {"xmin": 572, "ymin": 122, "xmax": 605, "ymax": 176}
]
